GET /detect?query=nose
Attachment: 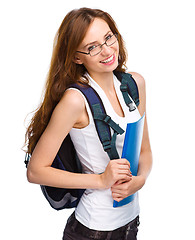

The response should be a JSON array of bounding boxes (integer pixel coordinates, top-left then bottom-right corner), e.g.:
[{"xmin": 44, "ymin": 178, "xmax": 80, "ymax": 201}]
[{"xmin": 100, "ymin": 43, "xmax": 112, "ymax": 56}]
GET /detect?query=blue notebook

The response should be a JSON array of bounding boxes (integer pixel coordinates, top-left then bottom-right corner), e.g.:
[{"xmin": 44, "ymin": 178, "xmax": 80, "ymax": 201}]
[{"xmin": 113, "ymin": 113, "xmax": 145, "ymax": 208}]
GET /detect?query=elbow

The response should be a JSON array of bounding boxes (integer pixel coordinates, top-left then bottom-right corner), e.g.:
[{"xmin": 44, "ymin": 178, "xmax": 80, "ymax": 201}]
[
  {"xmin": 27, "ymin": 167, "xmax": 39, "ymax": 184},
  {"xmin": 27, "ymin": 168, "xmax": 34, "ymax": 183}
]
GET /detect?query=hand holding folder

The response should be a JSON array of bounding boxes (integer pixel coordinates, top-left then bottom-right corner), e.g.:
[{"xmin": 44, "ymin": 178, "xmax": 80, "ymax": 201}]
[{"xmin": 113, "ymin": 113, "xmax": 145, "ymax": 208}]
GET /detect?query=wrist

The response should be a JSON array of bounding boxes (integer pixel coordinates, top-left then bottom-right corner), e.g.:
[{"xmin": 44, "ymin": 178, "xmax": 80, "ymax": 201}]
[
  {"xmin": 98, "ymin": 173, "xmax": 107, "ymax": 189},
  {"xmin": 76, "ymin": 173, "xmax": 107, "ymax": 190},
  {"xmin": 99, "ymin": 173, "xmax": 112, "ymax": 189}
]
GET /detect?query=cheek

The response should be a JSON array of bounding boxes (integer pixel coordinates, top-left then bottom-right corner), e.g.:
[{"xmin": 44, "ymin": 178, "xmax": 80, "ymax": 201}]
[
  {"xmin": 84, "ymin": 58, "xmax": 95, "ymax": 66},
  {"xmin": 82, "ymin": 58, "xmax": 98, "ymax": 72},
  {"xmin": 115, "ymin": 42, "xmax": 119, "ymax": 56}
]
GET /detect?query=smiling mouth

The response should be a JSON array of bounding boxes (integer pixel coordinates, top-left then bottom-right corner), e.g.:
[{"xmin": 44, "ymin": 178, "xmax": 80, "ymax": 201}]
[{"xmin": 100, "ymin": 54, "xmax": 114, "ymax": 64}]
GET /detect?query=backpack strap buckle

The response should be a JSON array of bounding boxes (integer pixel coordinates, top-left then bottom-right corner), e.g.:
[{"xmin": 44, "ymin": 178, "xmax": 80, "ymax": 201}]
[
  {"xmin": 120, "ymin": 84, "xmax": 128, "ymax": 92},
  {"xmin": 128, "ymin": 102, "xmax": 136, "ymax": 112},
  {"xmin": 103, "ymin": 140, "xmax": 111, "ymax": 151},
  {"xmin": 99, "ymin": 113, "xmax": 124, "ymax": 135},
  {"xmin": 120, "ymin": 82, "xmax": 136, "ymax": 112},
  {"xmin": 103, "ymin": 115, "xmax": 111, "ymax": 124}
]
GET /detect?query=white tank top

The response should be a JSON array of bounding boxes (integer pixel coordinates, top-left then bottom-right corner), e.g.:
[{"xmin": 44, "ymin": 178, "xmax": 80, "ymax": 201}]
[{"xmin": 69, "ymin": 73, "xmax": 141, "ymax": 231}]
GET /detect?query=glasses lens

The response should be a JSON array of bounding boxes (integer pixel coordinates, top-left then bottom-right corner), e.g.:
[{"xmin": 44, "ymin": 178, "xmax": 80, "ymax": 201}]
[
  {"xmin": 106, "ymin": 34, "xmax": 117, "ymax": 46},
  {"xmin": 90, "ymin": 47, "xmax": 102, "ymax": 56}
]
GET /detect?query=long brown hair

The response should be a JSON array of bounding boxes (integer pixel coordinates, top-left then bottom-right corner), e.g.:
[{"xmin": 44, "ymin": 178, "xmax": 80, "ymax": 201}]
[{"xmin": 25, "ymin": 7, "xmax": 127, "ymax": 154}]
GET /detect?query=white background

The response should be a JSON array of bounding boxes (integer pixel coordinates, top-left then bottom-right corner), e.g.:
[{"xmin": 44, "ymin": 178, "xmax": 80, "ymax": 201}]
[{"xmin": 0, "ymin": 0, "xmax": 194, "ymax": 239}]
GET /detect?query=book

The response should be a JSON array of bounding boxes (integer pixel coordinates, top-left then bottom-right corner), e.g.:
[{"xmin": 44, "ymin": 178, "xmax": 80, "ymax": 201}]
[{"xmin": 113, "ymin": 113, "xmax": 145, "ymax": 208}]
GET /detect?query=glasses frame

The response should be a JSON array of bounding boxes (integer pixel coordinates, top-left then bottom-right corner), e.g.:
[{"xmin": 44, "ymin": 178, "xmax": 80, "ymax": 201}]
[{"xmin": 76, "ymin": 33, "xmax": 118, "ymax": 57}]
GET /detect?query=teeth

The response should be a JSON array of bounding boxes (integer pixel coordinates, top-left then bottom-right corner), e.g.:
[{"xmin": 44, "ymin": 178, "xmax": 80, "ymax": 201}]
[{"xmin": 101, "ymin": 55, "xmax": 114, "ymax": 63}]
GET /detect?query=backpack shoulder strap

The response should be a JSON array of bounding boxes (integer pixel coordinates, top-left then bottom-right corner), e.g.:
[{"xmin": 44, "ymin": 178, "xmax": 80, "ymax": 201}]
[
  {"xmin": 114, "ymin": 71, "xmax": 140, "ymax": 111},
  {"xmin": 70, "ymin": 83, "xmax": 124, "ymax": 160}
]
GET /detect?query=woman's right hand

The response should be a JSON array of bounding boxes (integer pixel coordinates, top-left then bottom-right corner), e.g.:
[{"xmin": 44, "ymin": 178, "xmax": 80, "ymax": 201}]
[{"xmin": 99, "ymin": 159, "xmax": 132, "ymax": 189}]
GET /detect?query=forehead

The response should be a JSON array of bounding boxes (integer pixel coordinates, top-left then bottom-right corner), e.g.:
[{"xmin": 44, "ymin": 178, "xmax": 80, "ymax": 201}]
[{"xmin": 81, "ymin": 18, "xmax": 111, "ymax": 45}]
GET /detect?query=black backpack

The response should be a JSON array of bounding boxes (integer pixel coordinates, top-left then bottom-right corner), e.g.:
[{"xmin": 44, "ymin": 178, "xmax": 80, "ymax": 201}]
[{"xmin": 25, "ymin": 72, "xmax": 140, "ymax": 210}]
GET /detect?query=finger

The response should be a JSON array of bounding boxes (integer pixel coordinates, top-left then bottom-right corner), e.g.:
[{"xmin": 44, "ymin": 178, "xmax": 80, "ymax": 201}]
[
  {"xmin": 118, "ymin": 173, "xmax": 132, "ymax": 181},
  {"xmin": 118, "ymin": 164, "xmax": 131, "ymax": 173},
  {"xmin": 112, "ymin": 180, "xmax": 131, "ymax": 191},
  {"xmin": 113, "ymin": 197, "xmax": 124, "ymax": 202},
  {"xmin": 112, "ymin": 193, "xmax": 124, "ymax": 202},
  {"xmin": 111, "ymin": 185, "xmax": 123, "ymax": 192},
  {"xmin": 113, "ymin": 177, "xmax": 132, "ymax": 187},
  {"xmin": 112, "ymin": 192, "xmax": 122, "ymax": 198},
  {"xmin": 118, "ymin": 169, "xmax": 132, "ymax": 176},
  {"xmin": 115, "ymin": 158, "xmax": 130, "ymax": 167},
  {"xmin": 109, "ymin": 160, "xmax": 131, "ymax": 174},
  {"xmin": 115, "ymin": 179, "xmax": 125, "ymax": 185},
  {"xmin": 121, "ymin": 158, "xmax": 130, "ymax": 167}
]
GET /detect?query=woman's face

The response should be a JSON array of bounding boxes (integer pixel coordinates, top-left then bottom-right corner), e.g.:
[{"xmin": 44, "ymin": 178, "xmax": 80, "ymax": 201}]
[{"xmin": 75, "ymin": 18, "xmax": 119, "ymax": 78}]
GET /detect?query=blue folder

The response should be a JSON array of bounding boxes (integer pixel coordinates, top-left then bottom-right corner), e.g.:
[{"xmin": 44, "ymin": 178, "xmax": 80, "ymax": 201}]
[{"xmin": 113, "ymin": 113, "xmax": 145, "ymax": 208}]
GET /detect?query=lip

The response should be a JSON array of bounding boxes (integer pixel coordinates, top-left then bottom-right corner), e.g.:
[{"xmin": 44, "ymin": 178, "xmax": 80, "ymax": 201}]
[{"xmin": 100, "ymin": 54, "xmax": 115, "ymax": 66}]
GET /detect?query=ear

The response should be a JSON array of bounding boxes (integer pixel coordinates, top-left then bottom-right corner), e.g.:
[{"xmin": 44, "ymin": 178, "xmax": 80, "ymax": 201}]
[{"xmin": 73, "ymin": 54, "xmax": 83, "ymax": 65}]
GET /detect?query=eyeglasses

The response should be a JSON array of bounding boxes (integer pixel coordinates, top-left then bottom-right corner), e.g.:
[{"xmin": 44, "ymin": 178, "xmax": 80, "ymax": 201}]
[{"xmin": 76, "ymin": 33, "xmax": 118, "ymax": 57}]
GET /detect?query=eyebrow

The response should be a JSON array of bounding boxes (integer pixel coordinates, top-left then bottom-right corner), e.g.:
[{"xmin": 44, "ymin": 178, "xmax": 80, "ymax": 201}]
[{"xmin": 83, "ymin": 31, "xmax": 112, "ymax": 49}]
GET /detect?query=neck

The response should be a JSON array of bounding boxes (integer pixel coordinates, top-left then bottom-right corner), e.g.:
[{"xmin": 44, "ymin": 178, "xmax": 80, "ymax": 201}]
[{"xmin": 88, "ymin": 71, "xmax": 115, "ymax": 92}]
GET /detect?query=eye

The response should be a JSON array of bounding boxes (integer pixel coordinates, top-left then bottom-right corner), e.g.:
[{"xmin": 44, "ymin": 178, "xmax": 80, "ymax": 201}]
[
  {"xmin": 88, "ymin": 45, "xmax": 97, "ymax": 52},
  {"xmin": 105, "ymin": 34, "xmax": 113, "ymax": 41}
]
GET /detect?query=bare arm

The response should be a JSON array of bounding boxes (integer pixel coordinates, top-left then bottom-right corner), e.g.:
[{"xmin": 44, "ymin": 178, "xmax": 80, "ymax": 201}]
[
  {"xmin": 111, "ymin": 72, "xmax": 153, "ymax": 201},
  {"xmin": 134, "ymin": 72, "xmax": 153, "ymax": 181},
  {"xmin": 27, "ymin": 89, "xmax": 131, "ymax": 190}
]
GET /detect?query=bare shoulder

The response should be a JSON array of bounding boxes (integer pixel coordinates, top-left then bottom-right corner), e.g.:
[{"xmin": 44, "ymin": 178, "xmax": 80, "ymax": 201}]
[
  {"xmin": 57, "ymin": 88, "xmax": 88, "ymax": 129},
  {"xmin": 48, "ymin": 88, "xmax": 86, "ymax": 132},
  {"xmin": 59, "ymin": 88, "xmax": 85, "ymax": 113},
  {"xmin": 128, "ymin": 72, "xmax": 146, "ymax": 113},
  {"xmin": 129, "ymin": 72, "xmax": 145, "ymax": 90}
]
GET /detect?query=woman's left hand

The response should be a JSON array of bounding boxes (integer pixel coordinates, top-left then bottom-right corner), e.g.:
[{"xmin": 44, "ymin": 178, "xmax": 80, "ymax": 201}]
[{"xmin": 111, "ymin": 176, "xmax": 145, "ymax": 202}]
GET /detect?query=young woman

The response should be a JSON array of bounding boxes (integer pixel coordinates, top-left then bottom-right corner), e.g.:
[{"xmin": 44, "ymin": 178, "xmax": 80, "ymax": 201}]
[{"xmin": 25, "ymin": 8, "xmax": 152, "ymax": 240}]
